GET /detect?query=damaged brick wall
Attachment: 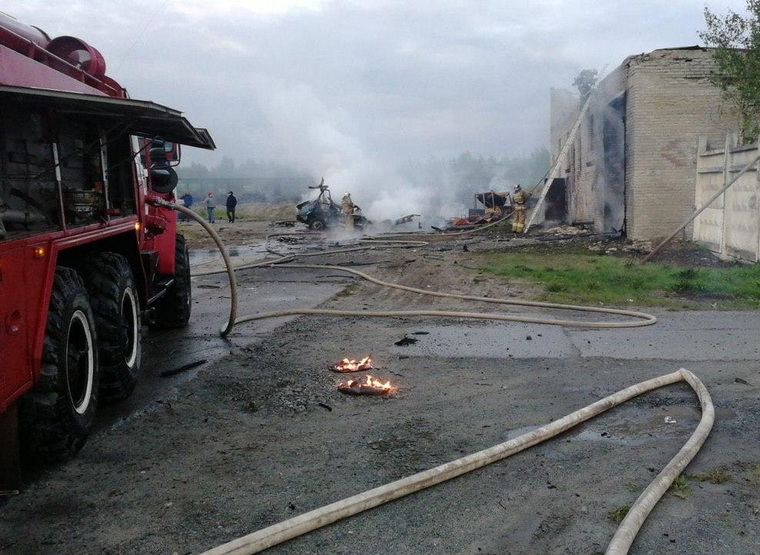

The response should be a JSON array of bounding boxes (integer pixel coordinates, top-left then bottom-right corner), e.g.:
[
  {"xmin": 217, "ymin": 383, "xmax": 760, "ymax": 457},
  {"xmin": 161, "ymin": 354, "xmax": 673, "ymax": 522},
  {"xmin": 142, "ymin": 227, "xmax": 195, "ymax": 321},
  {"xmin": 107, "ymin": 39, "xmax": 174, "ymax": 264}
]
[
  {"xmin": 550, "ymin": 48, "xmax": 739, "ymax": 241},
  {"xmin": 550, "ymin": 64, "xmax": 628, "ymax": 231},
  {"xmin": 625, "ymin": 48, "xmax": 736, "ymax": 241}
]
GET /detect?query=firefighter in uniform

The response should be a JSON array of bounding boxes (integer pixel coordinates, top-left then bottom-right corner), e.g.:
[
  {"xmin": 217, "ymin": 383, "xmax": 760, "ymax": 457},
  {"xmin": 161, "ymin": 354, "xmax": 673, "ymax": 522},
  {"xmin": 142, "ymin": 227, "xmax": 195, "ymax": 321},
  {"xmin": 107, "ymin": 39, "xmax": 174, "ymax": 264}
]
[
  {"xmin": 341, "ymin": 192, "xmax": 355, "ymax": 231},
  {"xmin": 511, "ymin": 184, "xmax": 531, "ymax": 233}
]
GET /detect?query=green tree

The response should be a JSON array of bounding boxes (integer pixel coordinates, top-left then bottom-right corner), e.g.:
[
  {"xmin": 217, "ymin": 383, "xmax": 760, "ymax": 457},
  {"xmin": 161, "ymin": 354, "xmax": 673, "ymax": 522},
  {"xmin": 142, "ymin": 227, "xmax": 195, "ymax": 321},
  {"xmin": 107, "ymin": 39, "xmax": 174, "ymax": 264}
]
[{"xmin": 700, "ymin": 1, "xmax": 760, "ymax": 141}]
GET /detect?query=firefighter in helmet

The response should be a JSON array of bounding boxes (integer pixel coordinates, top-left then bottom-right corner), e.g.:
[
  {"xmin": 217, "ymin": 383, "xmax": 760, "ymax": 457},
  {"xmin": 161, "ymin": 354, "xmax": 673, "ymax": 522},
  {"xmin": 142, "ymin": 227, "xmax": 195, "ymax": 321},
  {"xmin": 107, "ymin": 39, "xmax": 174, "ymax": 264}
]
[
  {"xmin": 511, "ymin": 184, "xmax": 531, "ymax": 233},
  {"xmin": 341, "ymin": 192, "xmax": 355, "ymax": 231}
]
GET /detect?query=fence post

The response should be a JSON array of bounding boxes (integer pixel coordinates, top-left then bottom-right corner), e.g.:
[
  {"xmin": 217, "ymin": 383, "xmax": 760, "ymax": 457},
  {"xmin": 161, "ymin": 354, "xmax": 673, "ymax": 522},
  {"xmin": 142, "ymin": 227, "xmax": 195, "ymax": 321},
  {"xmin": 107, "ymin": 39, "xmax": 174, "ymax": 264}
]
[{"xmin": 719, "ymin": 134, "xmax": 731, "ymax": 256}]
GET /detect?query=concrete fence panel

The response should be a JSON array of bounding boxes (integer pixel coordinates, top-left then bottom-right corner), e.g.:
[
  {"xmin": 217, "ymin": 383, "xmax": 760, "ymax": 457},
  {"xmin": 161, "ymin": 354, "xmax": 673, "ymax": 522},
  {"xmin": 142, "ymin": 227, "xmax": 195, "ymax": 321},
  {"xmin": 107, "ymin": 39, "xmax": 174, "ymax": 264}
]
[{"xmin": 694, "ymin": 136, "xmax": 760, "ymax": 263}]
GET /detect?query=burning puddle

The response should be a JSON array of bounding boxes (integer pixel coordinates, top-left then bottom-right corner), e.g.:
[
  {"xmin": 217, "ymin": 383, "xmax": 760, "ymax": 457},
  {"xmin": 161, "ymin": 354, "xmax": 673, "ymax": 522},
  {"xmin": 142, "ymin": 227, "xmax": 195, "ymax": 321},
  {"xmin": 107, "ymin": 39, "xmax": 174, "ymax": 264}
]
[
  {"xmin": 331, "ymin": 355, "xmax": 395, "ymax": 395},
  {"xmin": 338, "ymin": 375, "xmax": 394, "ymax": 396},
  {"xmin": 331, "ymin": 355, "xmax": 373, "ymax": 373}
]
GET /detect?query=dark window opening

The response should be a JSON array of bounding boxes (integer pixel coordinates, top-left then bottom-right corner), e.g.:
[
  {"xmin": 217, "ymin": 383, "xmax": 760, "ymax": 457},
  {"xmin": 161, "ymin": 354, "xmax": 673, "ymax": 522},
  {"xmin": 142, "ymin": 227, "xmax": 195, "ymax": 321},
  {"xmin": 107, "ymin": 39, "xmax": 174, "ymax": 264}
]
[{"xmin": 544, "ymin": 178, "xmax": 567, "ymax": 223}]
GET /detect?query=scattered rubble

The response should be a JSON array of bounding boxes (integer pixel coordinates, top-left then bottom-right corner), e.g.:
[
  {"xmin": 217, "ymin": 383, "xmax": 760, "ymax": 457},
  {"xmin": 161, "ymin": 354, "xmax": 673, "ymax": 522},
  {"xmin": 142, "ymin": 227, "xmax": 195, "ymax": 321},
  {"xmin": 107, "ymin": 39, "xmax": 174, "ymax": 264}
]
[
  {"xmin": 395, "ymin": 336, "xmax": 418, "ymax": 346},
  {"xmin": 159, "ymin": 359, "xmax": 207, "ymax": 378},
  {"xmin": 542, "ymin": 225, "xmax": 588, "ymax": 236}
]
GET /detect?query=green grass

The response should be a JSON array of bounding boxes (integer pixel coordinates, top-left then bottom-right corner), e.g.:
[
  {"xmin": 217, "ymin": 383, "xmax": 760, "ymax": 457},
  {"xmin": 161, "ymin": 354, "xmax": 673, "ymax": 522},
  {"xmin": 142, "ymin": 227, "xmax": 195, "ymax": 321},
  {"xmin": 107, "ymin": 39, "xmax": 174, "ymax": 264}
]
[
  {"xmin": 608, "ymin": 505, "xmax": 630, "ymax": 523},
  {"xmin": 749, "ymin": 464, "xmax": 760, "ymax": 485},
  {"xmin": 691, "ymin": 468, "xmax": 731, "ymax": 484},
  {"xmin": 669, "ymin": 475, "xmax": 692, "ymax": 499},
  {"xmin": 479, "ymin": 252, "xmax": 760, "ymax": 308},
  {"xmin": 180, "ymin": 203, "xmax": 295, "ymax": 222}
]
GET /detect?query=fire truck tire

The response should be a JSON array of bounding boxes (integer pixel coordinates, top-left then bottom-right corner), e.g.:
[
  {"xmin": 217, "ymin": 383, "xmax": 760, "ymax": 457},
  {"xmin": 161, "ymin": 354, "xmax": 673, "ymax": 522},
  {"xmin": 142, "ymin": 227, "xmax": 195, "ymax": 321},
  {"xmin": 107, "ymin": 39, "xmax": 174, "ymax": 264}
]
[
  {"xmin": 20, "ymin": 267, "xmax": 99, "ymax": 462},
  {"xmin": 82, "ymin": 253, "xmax": 142, "ymax": 404},
  {"xmin": 152, "ymin": 233, "xmax": 191, "ymax": 328}
]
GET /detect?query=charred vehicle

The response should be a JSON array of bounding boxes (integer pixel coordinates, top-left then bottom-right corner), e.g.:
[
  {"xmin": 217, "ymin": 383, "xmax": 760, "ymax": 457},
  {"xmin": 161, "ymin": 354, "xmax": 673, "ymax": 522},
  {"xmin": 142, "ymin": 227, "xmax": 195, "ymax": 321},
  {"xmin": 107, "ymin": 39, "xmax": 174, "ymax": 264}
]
[
  {"xmin": 296, "ymin": 180, "xmax": 369, "ymax": 231},
  {"xmin": 0, "ymin": 13, "xmax": 215, "ymax": 483}
]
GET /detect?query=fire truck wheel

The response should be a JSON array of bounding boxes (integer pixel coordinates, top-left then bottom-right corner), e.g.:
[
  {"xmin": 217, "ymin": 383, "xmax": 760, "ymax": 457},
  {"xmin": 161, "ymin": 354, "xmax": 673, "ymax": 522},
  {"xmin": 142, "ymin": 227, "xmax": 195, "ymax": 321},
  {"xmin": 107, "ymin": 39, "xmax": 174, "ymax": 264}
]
[
  {"xmin": 83, "ymin": 253, "xmax": 142, "ymax": 404},
  {"xmin": 20, "ymin": 267, "xmax": 99, "ymax": 462},
  {"xmin": 152, "ymin": 233, "xmax": 191, "ymax": 328},
  {"xmin": 309, "ymin": 218, "xmax": 327, "ymax": 231}
]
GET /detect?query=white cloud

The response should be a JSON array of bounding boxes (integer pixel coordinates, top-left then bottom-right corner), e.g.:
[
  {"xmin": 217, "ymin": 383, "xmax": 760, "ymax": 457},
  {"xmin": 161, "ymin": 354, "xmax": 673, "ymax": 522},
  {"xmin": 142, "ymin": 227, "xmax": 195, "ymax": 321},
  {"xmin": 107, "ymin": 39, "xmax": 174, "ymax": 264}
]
[
  {"xmin": 171, "ymin": 0, "xmax": 328, "ymax": 18},
  {"xmin": 0, "ymin": 0, "xmax": 752, "ymax": 175}
]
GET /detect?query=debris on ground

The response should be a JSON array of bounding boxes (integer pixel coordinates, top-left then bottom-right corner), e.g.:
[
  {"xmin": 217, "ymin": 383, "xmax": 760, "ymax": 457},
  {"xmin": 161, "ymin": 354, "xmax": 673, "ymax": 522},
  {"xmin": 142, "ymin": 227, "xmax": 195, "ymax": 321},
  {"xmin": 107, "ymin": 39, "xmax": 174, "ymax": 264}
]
[
  {"xmin": 394, "ymin": 214, "xmax": 421, "ymax": 226},
  {"xmin": 622, "ymin": 240, "xmax": 653, "ymax": 253},
  {"xmin": 160, "ymin": 359, "xmax": 207, "ymax": 378},
  {"xmin": 395, "ymin": 336, "xmax": 418, "ymax": 346},
  {"xmin": 277, "ymin": 235, "xmax": 305, "ymax": 244},
  {"xmin": 542, "ymin": 225, "xmax": 587, "ymax": 236},
  {"xmin": 433, "ymin": 190, "xmax": 514, "ymax": 231}
]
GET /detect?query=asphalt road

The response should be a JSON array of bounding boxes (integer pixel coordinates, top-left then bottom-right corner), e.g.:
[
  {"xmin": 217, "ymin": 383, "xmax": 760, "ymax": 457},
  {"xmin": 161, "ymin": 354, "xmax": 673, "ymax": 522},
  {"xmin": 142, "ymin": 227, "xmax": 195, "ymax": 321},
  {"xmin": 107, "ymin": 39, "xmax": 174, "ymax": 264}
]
[
  {"xmin": 1, "ymin": 247, "xmax": 759, "ymax": 555},
  {"xmin": 96, "ymin": 263, "xmax": 352, "ymax": 429}
]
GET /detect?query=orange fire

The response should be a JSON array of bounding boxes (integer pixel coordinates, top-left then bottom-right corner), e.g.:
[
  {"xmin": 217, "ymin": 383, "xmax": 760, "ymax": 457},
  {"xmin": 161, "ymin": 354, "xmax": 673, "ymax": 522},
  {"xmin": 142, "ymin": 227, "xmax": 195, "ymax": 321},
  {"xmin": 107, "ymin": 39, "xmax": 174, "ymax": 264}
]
[
  {"xmin": 338, "ymin": 375, "xmax": 394, "ymax": 395},
  {"xmin": 331, "ymin": 355, "xmax": 372, "ymax": 373}
]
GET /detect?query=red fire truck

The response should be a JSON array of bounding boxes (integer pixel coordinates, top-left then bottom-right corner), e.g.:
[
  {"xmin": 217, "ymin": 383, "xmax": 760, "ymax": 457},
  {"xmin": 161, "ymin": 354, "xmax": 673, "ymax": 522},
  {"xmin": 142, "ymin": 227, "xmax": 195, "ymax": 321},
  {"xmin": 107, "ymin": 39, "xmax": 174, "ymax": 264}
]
[{"xmin": 0, "ymin": 13, "xmax": 215, "ymax": 484}]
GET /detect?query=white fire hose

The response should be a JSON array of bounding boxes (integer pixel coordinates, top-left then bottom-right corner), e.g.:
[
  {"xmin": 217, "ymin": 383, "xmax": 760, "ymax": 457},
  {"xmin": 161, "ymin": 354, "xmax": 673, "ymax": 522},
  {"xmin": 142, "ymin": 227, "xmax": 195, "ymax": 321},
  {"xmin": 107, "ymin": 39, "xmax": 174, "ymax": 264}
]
[
  {"xmin": 162, "ymin": 201, "xmax": 712, "ymax": 554},
  {"xmin": 231, "ymin": 262, "xmax": 656, "ymax": 329},
  {"xmin": 151, "ymin": 200, "xmax": 238, "ymax": 336},
  {"xmin": 201, "ymin": 368, "xmax": 713, "ymax": 555}
]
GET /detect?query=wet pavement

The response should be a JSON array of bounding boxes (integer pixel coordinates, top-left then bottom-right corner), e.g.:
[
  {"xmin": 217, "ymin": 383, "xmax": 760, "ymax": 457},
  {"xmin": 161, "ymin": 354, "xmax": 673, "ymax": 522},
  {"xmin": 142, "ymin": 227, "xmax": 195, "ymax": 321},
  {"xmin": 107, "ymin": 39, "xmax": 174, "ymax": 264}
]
[
  {"xmin": 388, "ymin": 311, "xmax": 760, "ymax": 361},
  {"xmin": 97, "ymin": 256, "xmax": 352, "ymax": 431},
  {"xmin": 4, "ymin": 242, "xmax": 759, "ymax": 555}
]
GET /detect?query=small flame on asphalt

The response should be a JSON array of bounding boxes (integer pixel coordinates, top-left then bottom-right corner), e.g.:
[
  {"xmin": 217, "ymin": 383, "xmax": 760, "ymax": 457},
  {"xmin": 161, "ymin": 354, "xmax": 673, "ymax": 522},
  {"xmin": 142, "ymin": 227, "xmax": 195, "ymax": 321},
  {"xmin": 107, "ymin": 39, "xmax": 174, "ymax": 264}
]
[
  {"xmin": 338, "ymin": 375, "xmax": 394, "ymax": 395},
  {"xmin": 331, "ymin": 355, "xmax": 372, "ymax": 373}
]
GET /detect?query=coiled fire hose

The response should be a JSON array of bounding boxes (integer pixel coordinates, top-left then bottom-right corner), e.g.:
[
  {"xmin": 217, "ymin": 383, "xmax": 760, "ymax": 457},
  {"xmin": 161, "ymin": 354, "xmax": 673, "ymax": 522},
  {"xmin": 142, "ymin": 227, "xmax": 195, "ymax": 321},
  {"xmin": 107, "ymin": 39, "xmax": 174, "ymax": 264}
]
[
  {"xmin": 192, "ymin": 236, "xmax": 657, "ymax": 329},
  {"xmin": 159, "ymin": 200, "xmax": 711, "ymax": 554},
  {"xmin": 202, "ymin": 368, "xmax": 713, "ymax": 555},
  {"xmin": 231, "ymin": 262, "xmax": 656, "ymax": 329}
]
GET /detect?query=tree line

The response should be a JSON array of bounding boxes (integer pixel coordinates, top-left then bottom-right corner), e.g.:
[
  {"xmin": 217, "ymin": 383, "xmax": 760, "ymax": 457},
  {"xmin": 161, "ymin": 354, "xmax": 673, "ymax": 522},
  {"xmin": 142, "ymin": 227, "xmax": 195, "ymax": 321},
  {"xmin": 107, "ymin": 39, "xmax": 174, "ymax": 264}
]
[{"xmin": 176, "ymin": 148, "xmax": 551, "ymax": 205}]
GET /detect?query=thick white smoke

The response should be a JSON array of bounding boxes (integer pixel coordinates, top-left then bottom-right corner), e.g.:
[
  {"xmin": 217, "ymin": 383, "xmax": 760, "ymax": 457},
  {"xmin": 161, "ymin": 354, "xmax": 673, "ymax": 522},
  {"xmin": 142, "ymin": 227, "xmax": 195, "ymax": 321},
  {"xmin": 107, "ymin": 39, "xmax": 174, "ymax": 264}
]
[{"xmin": 253, "ymin": 81, "xmax": 467, "ymax": 224}]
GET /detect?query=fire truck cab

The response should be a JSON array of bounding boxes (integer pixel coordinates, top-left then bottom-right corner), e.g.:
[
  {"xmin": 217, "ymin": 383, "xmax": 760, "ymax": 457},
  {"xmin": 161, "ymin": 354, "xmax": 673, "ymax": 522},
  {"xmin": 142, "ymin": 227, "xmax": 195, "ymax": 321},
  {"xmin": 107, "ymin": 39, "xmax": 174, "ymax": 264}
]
[{"xmin": 0, "ymin": 12, "xmax": 215, "ymax": 486}]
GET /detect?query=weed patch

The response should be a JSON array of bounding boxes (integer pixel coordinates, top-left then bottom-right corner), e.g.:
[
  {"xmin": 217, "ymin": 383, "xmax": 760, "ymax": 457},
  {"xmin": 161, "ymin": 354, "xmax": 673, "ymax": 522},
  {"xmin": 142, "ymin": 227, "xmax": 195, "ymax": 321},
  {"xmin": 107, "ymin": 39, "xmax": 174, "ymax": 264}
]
[
  {"xmin": 691, "ymin": 468, "xmax": 730, "ymax": 484},
  {"xmin": 608, "ymin": 505, "xmax": 630, "ymax": 522},
  {"xmin": 669, "ymin": 475, "xmax": 692, "ymax": 499},
  {"xmin": 625, "ymin": 482, "xmax": 640, "ymax": 493},
  {"xmin": 478, "ymin": 251, "xmax": 760, "ymax": 308},
  {"xmin": 749, "ymin": 464, "xmax": 760, "ymax": 485},
  {"xmin": 334, "ymin": 284, "xmax": 360, "ymax": 298}
]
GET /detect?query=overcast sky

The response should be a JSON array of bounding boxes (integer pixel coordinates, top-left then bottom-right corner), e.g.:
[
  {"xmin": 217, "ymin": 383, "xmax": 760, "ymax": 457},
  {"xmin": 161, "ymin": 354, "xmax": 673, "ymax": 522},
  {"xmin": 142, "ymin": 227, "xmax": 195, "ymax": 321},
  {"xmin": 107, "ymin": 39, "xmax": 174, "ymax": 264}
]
[{"xmin": 2, "ymin": 1, "xmax": 750, "ymax": 176}]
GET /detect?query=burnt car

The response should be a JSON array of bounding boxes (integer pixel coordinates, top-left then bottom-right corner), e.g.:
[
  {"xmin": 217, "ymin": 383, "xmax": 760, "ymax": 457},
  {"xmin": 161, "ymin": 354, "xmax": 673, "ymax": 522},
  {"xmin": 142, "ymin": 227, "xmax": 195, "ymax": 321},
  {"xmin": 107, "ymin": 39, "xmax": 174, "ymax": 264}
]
[{"xmin": 296, "ymin": 180, "xmax": 370, "ymax": 230}]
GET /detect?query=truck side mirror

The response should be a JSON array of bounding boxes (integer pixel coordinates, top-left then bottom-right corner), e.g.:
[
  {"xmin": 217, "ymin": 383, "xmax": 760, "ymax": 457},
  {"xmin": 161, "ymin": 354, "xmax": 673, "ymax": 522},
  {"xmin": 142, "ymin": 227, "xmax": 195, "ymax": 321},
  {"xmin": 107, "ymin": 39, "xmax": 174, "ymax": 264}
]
[
  {"xmin": 163, "ymin": 142, "xmax": 181, "ymax": 166},
  {"xmin": 149, "ymin": 143, "xmax": 178, "ymax": 194}
]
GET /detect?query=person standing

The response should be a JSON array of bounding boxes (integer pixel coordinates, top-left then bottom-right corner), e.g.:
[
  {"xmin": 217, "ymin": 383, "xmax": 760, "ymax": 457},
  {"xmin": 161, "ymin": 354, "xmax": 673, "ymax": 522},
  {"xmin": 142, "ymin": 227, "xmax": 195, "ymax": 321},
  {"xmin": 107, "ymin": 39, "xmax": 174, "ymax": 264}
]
[
  {"xmin": 179, "ymin": 191, "xmax": 193, "ymax": 222},
  {"xmin": 226, "ymin": 191, "xmax": 238, "ymax": 223},
  {"xmin": 204, "ymin": 192, "xmax": 216, "ymax": 223},
  {"xmin": 511, "ymin": 184, "xmax": 531, "ymax": 233},
  {"xmin": 341, "ymin": 192, "xmax": 355, "ymax": 231}
]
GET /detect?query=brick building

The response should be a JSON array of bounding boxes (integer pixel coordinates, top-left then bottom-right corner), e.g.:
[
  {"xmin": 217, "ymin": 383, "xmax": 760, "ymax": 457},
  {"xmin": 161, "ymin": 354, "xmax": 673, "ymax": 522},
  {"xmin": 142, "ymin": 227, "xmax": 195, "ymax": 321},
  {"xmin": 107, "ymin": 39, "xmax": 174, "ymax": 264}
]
[{"xmin": 548, "ymin": 47, "xmax": 738, "ymax": 242}]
